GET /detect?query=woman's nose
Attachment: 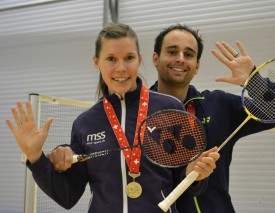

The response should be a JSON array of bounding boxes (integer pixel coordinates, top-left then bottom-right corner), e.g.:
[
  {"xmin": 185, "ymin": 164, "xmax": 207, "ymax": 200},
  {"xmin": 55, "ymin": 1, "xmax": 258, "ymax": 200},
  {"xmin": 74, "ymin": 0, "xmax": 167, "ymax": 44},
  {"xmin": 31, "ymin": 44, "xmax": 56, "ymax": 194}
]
[{"xmin": 115, "ymin": 61, "xmax": 126, "ymax": 72}]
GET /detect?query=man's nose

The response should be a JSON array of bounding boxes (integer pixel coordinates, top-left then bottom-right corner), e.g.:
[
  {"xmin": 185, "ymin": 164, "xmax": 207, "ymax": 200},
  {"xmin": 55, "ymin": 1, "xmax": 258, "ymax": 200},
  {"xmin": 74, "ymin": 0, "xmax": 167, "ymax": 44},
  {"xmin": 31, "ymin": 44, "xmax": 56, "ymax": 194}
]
[{"xmin": 176, "ymin": 53, "xmax": 185, "ymax": 63}]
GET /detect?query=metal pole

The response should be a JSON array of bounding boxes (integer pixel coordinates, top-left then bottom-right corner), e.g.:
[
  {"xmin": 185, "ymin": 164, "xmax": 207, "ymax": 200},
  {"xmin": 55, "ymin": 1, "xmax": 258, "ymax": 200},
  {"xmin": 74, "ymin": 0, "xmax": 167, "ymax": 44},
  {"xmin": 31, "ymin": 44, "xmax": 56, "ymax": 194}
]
[
  {"xmin": 103, "ymin": 0, "xmax": 119, "ymax": 26},
  {"xmin": 24, "ymin": 93, "xmax": 39, "ymax": 213}
]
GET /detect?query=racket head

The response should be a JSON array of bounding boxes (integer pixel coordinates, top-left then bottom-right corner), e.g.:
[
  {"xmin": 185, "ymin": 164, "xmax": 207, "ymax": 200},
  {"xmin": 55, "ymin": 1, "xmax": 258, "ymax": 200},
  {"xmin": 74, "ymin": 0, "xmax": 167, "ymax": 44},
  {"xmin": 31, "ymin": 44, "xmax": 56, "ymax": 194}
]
[
  {"xmin": 138, "ymin": 109, "xmax": 207, "ymax": 168},
  {"xmin": 242, "ymin": 58, "xmax": 275, "ymax": 123}
]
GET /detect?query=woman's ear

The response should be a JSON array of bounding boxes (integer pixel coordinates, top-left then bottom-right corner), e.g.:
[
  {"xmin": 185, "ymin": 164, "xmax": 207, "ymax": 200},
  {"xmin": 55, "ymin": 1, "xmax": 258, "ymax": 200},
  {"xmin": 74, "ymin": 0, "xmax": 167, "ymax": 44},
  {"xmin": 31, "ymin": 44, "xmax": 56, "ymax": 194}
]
[
  {"xmin": 138, "ymin": 54, "xmax": 142, "ymax": 66},
  {"xmin": 93, "ymin": 56, "xmax": 99, "ymax": 70}
]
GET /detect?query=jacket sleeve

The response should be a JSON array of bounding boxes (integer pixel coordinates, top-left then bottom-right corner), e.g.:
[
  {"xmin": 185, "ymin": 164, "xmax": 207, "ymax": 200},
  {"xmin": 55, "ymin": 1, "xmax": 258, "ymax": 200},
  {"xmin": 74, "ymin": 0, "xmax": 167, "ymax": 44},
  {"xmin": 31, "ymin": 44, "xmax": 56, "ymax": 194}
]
[
  {"xmin": 226, "ymin": 91, "xmax": 275, "ymax": 140},
  {"xmin": 27, "ymin": 152, "xmax": 89, "ymax": 209},
  {"xmin": 186, "ymin": 179, "xmax": 208, "ymax": 196},
  {"xmin": 26, "ymin": 120, "xmax": 89, "ymax": 210}
]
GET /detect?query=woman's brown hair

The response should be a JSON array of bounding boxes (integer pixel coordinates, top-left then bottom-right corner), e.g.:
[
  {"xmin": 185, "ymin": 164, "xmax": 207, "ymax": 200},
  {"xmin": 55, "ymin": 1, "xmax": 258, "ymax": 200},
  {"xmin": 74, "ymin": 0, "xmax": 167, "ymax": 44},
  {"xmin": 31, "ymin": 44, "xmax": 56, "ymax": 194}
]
[{"xmin": 95, "ymin": 23, "xmax": 140, "ymax": 98}]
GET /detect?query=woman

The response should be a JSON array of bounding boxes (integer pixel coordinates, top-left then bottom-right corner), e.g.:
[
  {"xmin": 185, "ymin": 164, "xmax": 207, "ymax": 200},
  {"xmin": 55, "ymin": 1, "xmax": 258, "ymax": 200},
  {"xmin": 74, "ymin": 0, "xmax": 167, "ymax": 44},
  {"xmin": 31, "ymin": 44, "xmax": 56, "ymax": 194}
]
[{"xmin": 6, "ymin": 23, "xmax": 219, "ymax": 213}]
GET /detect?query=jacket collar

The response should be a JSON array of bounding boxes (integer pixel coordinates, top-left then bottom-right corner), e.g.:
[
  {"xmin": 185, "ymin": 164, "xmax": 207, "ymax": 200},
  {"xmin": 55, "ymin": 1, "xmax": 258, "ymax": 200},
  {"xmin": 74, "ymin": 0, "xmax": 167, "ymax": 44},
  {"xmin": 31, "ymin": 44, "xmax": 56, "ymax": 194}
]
[
  {"xmin": 150, "ymin": 80, "xmax": 202, "ymax": 104},
  {"xmin": 185, "ymin": 85, "xmax": 202, "ymax": 104},
  {"xmin": 103, "ymin": 77, "xmax": 143, "ymax": 104}
]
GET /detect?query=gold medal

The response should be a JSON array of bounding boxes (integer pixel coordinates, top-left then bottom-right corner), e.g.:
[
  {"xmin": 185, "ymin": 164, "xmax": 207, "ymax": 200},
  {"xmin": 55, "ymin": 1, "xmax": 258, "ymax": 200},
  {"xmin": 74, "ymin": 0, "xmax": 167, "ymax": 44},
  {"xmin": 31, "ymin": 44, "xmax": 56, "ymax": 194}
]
[
  {"xmin": 126, "ymin": 181, "xmax": 142, "ymax": 198},
  {"xmin": 126, "ymin": 172, "xmax": 142, "ymax": 198}
]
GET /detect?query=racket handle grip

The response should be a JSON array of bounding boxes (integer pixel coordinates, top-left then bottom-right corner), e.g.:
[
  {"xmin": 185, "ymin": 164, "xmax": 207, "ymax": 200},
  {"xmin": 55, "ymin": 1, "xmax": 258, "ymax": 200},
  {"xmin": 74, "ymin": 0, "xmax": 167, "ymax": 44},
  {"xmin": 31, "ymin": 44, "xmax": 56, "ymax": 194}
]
[{"xmin": 158, "ymin": 170, "xmax": 199, "ymax": 212}]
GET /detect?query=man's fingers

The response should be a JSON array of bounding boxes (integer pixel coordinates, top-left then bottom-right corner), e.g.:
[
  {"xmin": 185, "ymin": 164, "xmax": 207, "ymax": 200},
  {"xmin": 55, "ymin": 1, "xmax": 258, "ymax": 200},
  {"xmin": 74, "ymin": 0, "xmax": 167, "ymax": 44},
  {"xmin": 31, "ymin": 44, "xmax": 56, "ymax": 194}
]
[
  {"xmin": 215, "ymin": 42, "xmax": 235, "ymax": 61},
  {"xmin": 236, "ymin": 41, "xmax": 247, "ymax": 56},
  {"xmin": 215, "ymin": 76, "xmax": 234, "ymax": 83},
  {"xmin": 211, "ymin": 49, "xmax": 229, "ymax": 66},
  {"xmin": 194, "ymin": 151, "xmax": 219, "ymax": 179},
  {"xmin": 202, "ymin": 146, "xmax": 218, "ymax": 156},
  {"xmin": 207, "ymin": 151, "xmax": 220, "ymax": 162},
  {"xmin": 220, "ymin": 41, "xmax": 238, "ymax": 58}
]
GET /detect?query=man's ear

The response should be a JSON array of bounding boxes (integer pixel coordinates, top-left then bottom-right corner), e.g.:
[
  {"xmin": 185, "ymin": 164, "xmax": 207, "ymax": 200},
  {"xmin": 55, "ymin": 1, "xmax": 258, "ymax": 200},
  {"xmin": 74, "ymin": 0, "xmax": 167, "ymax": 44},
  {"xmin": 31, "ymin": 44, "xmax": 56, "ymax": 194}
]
[
  {"xmin": 195, "ymin": 60, "xmax": 200, "ymax": 75},
  {"xmin": 152, "ymin": 52, "xmax": 159, "ymax": 67}
]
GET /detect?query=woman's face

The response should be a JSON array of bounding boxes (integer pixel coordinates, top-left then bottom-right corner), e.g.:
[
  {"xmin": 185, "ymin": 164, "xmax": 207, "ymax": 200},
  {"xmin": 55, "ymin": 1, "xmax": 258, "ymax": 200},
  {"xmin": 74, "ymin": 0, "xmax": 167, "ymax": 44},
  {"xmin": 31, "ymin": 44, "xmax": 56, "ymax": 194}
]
[{"xmin": 93, "ymin": 37, "xmax": 141, "ymax": 96}]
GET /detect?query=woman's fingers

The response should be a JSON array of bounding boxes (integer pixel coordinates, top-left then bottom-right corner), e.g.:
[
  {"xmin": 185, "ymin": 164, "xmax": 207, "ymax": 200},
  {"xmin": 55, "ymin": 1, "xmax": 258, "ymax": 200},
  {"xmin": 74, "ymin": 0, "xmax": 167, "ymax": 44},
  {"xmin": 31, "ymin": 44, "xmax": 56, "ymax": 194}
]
[
  {"xmin": 11, "ymin": 107, "xmax": 21, "ymax": 127},
  {"xmin": 43, "ymin": 118, "xmax": 53, "ymax": 133},
  {"xmin": 5, "ymin": 119, "xmax": 15, "ymax": 134},
  {"xmin": 26, "ymin": 101, "xmax": 35, "ymax": 123},
  {"xmin": 17, "ymin": 102, "xmax": 27, "ymax": 124},
  {"xmin": 47, "ymin": 146, "xmax": 73, "ymax": 171}
]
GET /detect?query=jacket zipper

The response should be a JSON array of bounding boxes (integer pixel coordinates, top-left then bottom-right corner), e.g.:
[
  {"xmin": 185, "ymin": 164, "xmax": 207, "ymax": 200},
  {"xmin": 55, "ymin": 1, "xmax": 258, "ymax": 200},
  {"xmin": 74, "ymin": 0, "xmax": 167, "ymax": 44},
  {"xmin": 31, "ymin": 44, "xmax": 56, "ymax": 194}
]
[{"xmin": 120, "ymin": 97, "xmax": 128, "ymax": 213}]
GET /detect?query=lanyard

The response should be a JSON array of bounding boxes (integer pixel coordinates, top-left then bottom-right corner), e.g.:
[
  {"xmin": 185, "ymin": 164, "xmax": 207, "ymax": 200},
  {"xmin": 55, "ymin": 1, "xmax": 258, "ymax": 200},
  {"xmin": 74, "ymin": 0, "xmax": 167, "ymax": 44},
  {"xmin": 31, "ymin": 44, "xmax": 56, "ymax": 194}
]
[
  {"xmin": 103, "ymin": 85, "xmax": 149, "ymax": 174},
  {"xmin": 186, "ymin": 100, "xmax": 195, "ymax": 128}
]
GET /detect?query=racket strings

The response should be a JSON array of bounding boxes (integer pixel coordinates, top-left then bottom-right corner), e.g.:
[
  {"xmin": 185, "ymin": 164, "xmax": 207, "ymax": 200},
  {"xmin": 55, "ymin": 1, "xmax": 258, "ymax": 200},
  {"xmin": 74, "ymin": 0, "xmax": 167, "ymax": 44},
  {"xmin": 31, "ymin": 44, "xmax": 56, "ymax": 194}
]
[
  {"xmin": 141, "ymin": 111, "xmax": 206, "ymax": 167},
  {"xmin": 244, "ymin": 64, "xmax": 275, "ymax": 121}
]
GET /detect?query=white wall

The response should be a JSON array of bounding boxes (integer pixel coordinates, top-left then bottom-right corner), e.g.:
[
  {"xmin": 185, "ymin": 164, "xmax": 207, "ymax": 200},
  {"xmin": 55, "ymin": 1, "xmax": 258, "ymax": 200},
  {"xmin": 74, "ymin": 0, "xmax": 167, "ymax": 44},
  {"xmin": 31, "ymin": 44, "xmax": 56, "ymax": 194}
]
[{"xmin": 0, "ymin": 0, "xmax": 274, "ymax": 212}]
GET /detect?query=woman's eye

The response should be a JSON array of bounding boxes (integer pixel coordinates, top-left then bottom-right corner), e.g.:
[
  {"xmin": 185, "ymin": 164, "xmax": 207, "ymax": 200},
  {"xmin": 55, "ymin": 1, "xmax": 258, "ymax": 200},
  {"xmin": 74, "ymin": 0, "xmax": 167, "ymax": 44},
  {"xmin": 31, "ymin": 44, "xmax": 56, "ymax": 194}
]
[
  {"xmin": 126, "ymin": 55, "xmax": 135, "ymax": 60},
  {"xmin": 107, "ymin": 57, "xmax": 116, "ymax": 61}
]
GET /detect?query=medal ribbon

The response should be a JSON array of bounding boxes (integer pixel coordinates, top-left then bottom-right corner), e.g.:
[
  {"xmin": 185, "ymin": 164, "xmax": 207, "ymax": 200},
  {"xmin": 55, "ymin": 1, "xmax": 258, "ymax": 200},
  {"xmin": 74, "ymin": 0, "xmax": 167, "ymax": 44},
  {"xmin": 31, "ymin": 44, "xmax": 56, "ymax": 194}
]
[
  {"xmin": 103, "ymin": 85, "xmax": 149, "ymax": 173},
  {"xmin": 187, "ymin": 101, "xmax": 195, "ymax": 128}
]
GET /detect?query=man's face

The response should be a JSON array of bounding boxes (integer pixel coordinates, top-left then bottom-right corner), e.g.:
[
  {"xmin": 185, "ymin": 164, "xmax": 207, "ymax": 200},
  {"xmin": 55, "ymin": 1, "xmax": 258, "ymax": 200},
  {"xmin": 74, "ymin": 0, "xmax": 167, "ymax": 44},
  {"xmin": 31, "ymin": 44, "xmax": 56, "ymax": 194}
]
[{"xmin": 153, "ymin": 30, "xmax": 200, "ymax": 87}]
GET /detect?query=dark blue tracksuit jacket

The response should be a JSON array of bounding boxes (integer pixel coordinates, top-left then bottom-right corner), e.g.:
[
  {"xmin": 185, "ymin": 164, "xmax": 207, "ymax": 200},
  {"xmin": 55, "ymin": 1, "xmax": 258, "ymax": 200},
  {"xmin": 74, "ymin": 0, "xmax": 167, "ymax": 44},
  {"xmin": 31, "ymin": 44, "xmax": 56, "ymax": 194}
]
[
  {"xmin": 27, "ymin": 78, "xmax": 208, "ymax": 213},
  {"xmin": 151, "ymin": 81, "xmax": 274, "ymax": 213}
]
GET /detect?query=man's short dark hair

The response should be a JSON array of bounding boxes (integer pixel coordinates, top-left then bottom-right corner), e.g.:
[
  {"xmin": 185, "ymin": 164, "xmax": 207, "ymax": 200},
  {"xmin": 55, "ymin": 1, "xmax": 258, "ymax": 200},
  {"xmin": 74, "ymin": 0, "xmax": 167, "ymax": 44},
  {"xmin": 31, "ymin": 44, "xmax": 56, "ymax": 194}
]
[{"xmin": 154, "ymin": 24, "xmax": 204, "ymax": 61}]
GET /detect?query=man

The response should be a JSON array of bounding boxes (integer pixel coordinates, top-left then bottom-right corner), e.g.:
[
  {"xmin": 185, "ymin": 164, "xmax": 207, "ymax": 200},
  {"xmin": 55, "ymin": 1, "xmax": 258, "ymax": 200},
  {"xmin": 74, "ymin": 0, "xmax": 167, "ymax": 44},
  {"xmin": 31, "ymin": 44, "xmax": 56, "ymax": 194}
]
[{"xmin": 150, "ymin": 24, "xmax": 274, "ymax": 213}]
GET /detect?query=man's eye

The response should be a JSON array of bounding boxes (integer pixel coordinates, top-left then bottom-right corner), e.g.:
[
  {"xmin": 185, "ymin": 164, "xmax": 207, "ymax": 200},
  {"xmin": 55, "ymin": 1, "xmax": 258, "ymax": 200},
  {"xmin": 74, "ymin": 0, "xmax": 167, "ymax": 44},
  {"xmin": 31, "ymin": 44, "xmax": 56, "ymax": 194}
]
[
  {"xmin": 168, "ymin": 50, "xmax": 176, "ymax": 55},
  {"xmin": 185, "ymin": 53, "xmax": 194, "ymax": 58}
]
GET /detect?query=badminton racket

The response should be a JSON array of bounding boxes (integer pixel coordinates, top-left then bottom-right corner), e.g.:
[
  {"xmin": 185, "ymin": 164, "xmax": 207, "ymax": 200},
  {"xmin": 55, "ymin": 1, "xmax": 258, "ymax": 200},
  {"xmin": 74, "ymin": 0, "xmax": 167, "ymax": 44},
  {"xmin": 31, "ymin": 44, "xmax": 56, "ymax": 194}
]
[
  {"xmin": 73, "ymin": 109, "xmax": 207, "ymax": 169},
  {"xmin": 158, "ymin": 58, "xmax": 275, "ymax": 212}
]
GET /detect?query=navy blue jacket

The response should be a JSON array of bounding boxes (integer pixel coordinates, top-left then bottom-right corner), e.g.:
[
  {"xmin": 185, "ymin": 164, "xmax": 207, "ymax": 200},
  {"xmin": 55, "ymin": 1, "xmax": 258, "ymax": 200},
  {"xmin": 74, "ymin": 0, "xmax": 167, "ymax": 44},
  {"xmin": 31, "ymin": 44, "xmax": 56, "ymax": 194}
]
[
  {"xmin": 150, "ymin": 81, "xmax": 274, "ymax": 213},
  {"xmin": 27, "ymin": 78, "xmax": 208, "ymax": 213}
]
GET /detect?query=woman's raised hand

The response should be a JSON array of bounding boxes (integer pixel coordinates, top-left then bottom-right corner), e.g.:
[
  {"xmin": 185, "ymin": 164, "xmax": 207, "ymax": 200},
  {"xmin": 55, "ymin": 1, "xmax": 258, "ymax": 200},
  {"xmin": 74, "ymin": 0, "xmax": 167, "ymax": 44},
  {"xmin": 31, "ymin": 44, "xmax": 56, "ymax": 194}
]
[{"xmin": 6, "ymin": 101, "xmax": 53, "ymax": 163}]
